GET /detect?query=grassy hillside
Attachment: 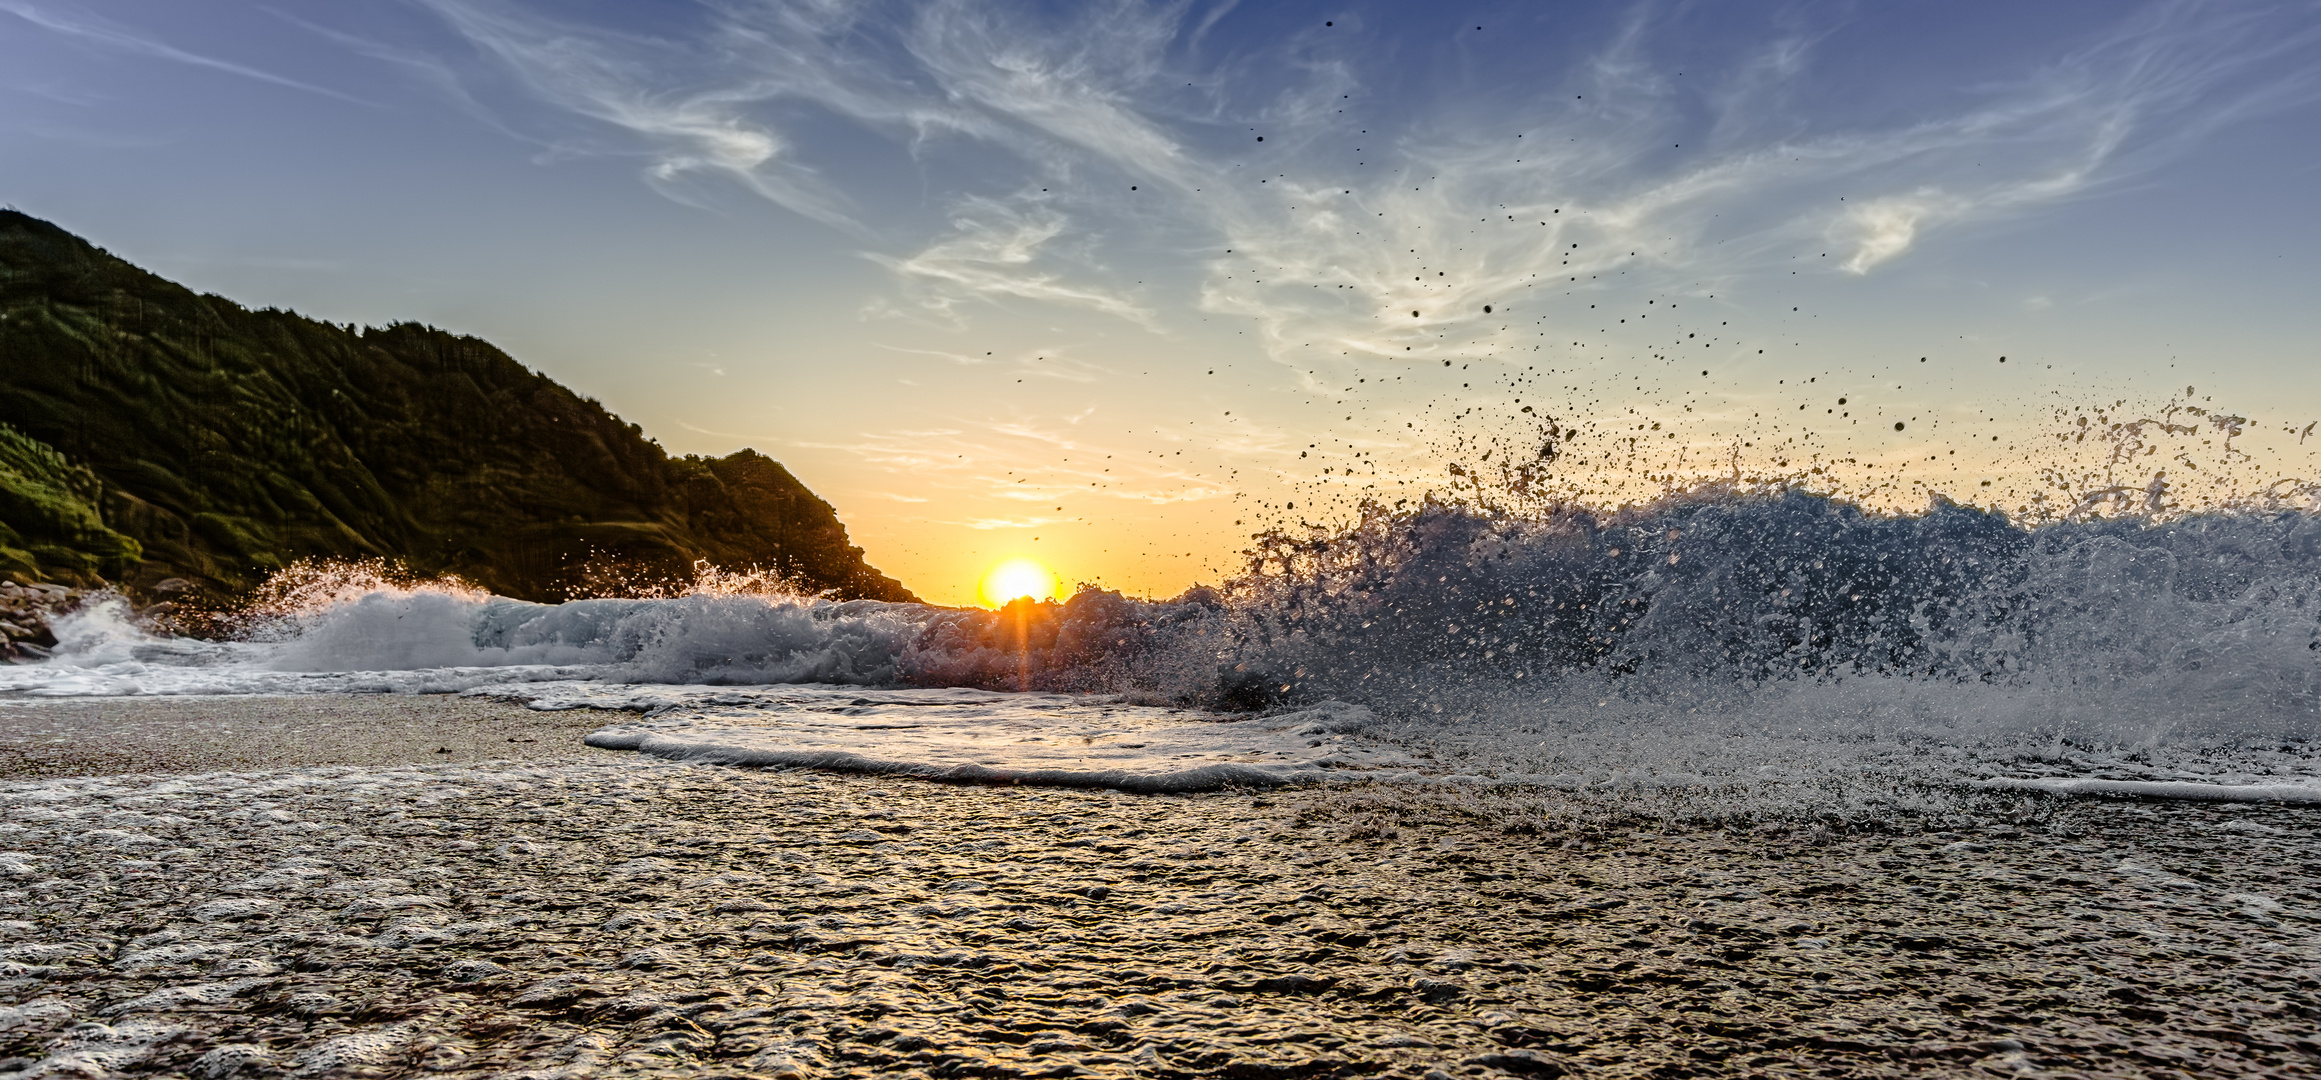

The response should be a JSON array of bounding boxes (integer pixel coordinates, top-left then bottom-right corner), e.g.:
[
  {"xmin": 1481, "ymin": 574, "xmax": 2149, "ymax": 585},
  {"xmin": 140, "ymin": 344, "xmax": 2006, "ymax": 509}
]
[
  {"xmin": 0, "ymin": 421, "xmax": 141, "ymax": 583},
  {"xmin": 0, "ymin": 211, "xmax": 915, "ymax": 603}
]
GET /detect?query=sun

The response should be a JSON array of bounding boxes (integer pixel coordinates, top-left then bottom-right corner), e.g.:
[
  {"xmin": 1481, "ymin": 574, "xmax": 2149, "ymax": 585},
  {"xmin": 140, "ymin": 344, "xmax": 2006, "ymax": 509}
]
[{"xmin": 978, "ymin": 557, "xmax": 1062, "ymax": 608}]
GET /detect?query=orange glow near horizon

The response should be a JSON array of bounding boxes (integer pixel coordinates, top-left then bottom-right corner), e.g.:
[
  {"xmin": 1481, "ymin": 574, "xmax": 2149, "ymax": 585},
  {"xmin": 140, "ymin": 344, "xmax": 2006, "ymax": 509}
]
[{"xmin": 976, "ymin": 557, "xmax": 1063, "ymax": 608}]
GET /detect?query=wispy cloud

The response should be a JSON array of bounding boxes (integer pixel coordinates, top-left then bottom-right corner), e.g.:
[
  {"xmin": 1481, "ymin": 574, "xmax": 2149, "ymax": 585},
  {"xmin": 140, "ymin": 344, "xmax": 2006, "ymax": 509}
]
[
  {"xmin": 868, "ymin": 201, "xmax": 1154, "ymax": 327},
  {"xmin": 1, "ymin": 0, "xmax": 368, "ymax": 103},
  {"xmin": 410, "ymin": 0, "xmax": 873, "ymax": 230},
  {"xmin": 875, "ymin": 343, "xmax": 993, "ymax": 366},
  {"xmin": 873, "ymin": 341, "xmax": 1113, "ymax": 383},
  {"xmin": 1013, "ymin": 352, "xmax": 1109, "ymax": 383},
  {"xmin": 1196, "ymin": 0, "xmax": 2321, "ymax": 362},
  {"xmin": 899, "ymin": 0, "xmax": 1195, "ymax": 184},
  {"xmin": 675, "ymin": 420, "xmax": 790, "ymax": 442},
  {"xmin": 266, "ymin": 7, "xmax": 538, "ymax": 138},
  {"xmin": 392, "ymin": 0, "xmax": 2319, "ymax": 362},
  {"xmin": 808, "ymin": 412, "xmax": 1228, "ymax": 509}
]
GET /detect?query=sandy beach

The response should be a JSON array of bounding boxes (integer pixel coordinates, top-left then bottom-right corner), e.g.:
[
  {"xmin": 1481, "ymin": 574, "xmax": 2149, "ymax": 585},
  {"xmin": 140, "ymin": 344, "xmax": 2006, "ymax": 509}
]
[
  {"xmin": 0, "ymin": 697, "xmax": 631, "ymax": 780},
  {"xmin": 0, "ymin": 696, "xmax": 2317, "ymax": 1078}
]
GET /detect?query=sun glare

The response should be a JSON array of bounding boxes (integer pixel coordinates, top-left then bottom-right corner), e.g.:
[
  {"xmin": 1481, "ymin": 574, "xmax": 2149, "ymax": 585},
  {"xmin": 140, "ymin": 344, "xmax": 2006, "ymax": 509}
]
[{"xmin": 978, "ymin": 557, "xmax": 1062, "ymax": 608}]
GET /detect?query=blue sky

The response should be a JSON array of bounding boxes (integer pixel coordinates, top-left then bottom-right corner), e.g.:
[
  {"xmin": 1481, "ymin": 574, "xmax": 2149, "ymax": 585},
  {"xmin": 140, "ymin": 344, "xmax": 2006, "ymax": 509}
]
[{"xmin": 6, "ymin": 0, "xmax": 2320, "ymax": 602}]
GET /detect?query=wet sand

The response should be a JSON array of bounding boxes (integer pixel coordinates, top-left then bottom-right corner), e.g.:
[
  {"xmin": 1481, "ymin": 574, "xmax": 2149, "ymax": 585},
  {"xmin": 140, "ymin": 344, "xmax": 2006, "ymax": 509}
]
[
  {"xmin": 0, "ymin": 696, "xmax": 629, "ymax": 778},
  {"xmin": 1, "ymin": 697, "xmax": 2318, "ymax": 1077}
]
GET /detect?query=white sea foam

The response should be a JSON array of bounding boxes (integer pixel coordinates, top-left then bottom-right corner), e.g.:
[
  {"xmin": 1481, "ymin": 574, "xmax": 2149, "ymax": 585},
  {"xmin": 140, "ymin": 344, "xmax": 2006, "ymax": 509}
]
[
  {"xmin": 1975, "ymin": 776, "xmax": 2321, "ymax": 803},
  {"xmin": 6, "ymin": 493, "xmax": 2320, "ymax": 802},
  {"xmin": 0, "ymin": 597, "xmax": 605, "ymax": 697},
  {"xmin": 562, "ymin": 689, "xmax": 1404, "ymax": 793}
]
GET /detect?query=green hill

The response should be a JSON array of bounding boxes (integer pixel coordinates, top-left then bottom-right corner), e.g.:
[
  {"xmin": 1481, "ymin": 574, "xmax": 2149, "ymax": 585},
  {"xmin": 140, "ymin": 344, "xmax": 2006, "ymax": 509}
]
[{"xmin": 0, "ymin": 210, "xmax": 915, "ymax": 603}]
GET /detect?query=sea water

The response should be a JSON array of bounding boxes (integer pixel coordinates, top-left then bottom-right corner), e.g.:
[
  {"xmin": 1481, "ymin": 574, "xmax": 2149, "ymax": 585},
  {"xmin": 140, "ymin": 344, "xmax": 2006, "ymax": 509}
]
[{"xmin": 5, "ymin": 491, "xmax": 2319, "ymax": 805}]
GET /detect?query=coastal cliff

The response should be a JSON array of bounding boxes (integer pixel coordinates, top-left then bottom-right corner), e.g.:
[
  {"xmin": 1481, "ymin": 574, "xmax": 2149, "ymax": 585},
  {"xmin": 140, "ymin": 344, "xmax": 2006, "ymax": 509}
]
[{"xmin": 0, "ymin": 211, "xmax": 914, "ymax": 605}]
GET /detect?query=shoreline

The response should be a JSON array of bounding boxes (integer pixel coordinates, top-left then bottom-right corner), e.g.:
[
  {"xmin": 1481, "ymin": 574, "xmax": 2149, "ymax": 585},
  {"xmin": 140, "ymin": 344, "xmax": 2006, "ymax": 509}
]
[{"xmin": 0, "ymin": 694, "xmax": 627, "ymax": 779}]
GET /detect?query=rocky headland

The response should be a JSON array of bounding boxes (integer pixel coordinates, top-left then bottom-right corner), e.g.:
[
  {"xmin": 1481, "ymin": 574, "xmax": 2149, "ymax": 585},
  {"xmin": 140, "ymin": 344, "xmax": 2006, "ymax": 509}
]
[{"xmin": 0, "ymin": 211, "xmax": 913, "ymax": 609}]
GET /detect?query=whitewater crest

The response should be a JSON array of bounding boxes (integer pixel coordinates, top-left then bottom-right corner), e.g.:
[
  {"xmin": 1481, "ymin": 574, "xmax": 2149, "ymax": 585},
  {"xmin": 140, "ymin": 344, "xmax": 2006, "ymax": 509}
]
[{"xmin": 5, "ymin": 490, "xmax": 2320, "ymax": 800}]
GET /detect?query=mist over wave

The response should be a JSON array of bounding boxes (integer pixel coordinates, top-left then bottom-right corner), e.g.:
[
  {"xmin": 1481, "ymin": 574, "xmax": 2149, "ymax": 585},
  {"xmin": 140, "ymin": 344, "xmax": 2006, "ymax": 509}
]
[
  {"xmin": 1219, "ymin": 489, "xmax": 2321, "ymax": 742},
  {"xmin": 5, "ymin": 485, "xmax": 2316, "ymax": 820},
  {"xmin": 12, "ymin": 487, "xmax": 2319, "ymax": 756}
]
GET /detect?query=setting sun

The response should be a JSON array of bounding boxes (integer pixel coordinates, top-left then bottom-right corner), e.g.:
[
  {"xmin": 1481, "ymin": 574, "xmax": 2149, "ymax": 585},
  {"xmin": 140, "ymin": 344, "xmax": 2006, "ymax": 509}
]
[{"xmin": 977, "ymin": 557, "xmax": 1062, "ymax": 608}]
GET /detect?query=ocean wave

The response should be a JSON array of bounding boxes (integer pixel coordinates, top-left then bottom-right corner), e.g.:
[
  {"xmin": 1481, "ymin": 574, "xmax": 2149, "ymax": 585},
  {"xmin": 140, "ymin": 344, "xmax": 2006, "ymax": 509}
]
[{"xmin": 6, "ymin": 489, "xmax": 2317, "ymax": 788}]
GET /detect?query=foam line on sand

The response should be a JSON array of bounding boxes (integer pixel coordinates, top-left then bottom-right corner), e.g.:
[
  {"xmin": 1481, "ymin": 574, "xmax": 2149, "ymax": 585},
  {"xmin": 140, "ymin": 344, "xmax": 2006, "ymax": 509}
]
[
  {"xmin": 1977, "ymin": 776, "xmax": 2321, "ymax": 803},
  {"xmin": 581, "ymin": 729, "xmax": 1327, "ymax": 792}
]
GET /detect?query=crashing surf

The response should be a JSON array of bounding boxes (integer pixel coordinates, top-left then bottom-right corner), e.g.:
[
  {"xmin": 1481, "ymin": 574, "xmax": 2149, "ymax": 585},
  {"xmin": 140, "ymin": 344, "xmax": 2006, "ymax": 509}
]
[{"xmin": 6, "ymin": 487, "xmax": 2319, "ymax": 806}]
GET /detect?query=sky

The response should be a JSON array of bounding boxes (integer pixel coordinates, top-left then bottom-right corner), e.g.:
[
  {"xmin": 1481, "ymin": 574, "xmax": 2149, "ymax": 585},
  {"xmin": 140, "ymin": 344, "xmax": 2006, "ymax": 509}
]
[{"xmin": 5, "ymin": 0, "xmax": 2320, "ymax": 606}]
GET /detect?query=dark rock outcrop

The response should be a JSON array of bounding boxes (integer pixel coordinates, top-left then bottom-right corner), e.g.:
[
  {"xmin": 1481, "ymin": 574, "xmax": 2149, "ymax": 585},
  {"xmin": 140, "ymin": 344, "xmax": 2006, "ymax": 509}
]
[{"xmin": 0, "ymin": 578, "xmax": 82, "ymax": 661}]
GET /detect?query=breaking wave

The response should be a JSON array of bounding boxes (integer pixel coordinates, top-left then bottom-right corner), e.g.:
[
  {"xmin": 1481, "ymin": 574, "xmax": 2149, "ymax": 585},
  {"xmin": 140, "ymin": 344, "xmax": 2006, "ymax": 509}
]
[{"xmin": 7, "ymin": 488, "xmax": 2319, "ymax": 795}]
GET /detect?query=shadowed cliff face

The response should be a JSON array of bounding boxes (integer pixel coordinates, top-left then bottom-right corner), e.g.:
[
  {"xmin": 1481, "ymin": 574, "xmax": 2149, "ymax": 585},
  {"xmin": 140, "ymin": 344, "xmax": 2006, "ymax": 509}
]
[{"xmin": 0, "ymin": 211, "xmax": 914, "ymax": 604}]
